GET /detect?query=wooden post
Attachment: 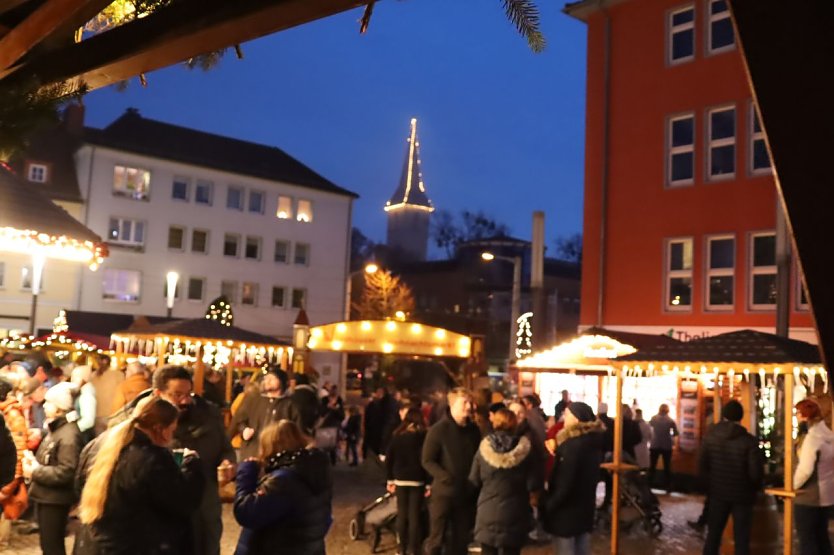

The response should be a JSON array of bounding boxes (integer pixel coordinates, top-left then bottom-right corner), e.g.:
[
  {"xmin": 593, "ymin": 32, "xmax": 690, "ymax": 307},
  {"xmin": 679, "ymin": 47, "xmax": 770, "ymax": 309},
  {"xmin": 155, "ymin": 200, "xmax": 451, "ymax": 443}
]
[
  {"xmin": 611, "ymin": 367, "xmax": 623, "ymax": 555},
  {"xmin": 713, "ymin": 378, "xmax": 721, "ymax": 424},
  {"xmin": 783, "ymin": 372, "xmax": 794, "ymax": 554},
  {"xmin": 193, "ymin": 345, "xmax": 205, "ymax": 395},
  {"xmin": 156, "ymin": 338, "xmax": 166, "ymax": 370},
  {"xmin": 225, "ymin": 362, "xmax": 233, "ymax": 405}
]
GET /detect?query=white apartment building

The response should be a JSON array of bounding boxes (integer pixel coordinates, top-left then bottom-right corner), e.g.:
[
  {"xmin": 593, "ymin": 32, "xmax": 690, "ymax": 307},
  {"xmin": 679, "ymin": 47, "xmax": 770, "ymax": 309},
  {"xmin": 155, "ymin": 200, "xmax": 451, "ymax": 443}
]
[{"xmin": 8, "ymin": 107, "xmax": 355, "ymax": 382}]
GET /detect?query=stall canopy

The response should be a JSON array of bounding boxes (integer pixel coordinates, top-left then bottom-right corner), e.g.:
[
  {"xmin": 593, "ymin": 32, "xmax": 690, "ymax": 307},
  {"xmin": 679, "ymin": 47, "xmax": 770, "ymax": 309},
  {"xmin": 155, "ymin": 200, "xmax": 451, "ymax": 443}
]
[
  {"xmin": 0, "ymin": 165, "xmax": 107, "ymax": 267},
  {"xmin": 307, "ymin": 320, "xmax": 472, "ymax": 358}
]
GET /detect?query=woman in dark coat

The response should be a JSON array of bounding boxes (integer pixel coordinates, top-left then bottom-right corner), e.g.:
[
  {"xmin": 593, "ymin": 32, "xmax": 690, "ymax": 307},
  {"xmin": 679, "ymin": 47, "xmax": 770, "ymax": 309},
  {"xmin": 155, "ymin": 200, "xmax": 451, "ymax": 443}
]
[
  {"xmin": 75, "ymin": 397, "xmax": 205, "ymax": 555},
  {"xmin": 385, "ymin": 407, "xmax": 427, "ymax": 555},
  {"xmin": 542, "ymin": 401, "xmax": 605, "ymax": 555},
  {"xmin": 23, "ymin": 382, "xmax": 82, "ymax": 555},
  {"xmin": 468, "ymin": 408, "xmax": 534, "ymax": 555},
  {"xmin": 234, "ymin": 420, "xmax": 333, "ymax": 555}
]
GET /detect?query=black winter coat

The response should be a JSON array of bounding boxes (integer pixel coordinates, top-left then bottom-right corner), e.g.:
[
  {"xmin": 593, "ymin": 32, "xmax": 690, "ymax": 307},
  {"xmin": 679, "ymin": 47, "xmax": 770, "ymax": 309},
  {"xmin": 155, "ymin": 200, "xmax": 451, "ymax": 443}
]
[
  {"xmin": 30, "ymin": 417, "xmax": 82, "ymax": 506},
  {"xmin": 79, "ymin": 429, "xmax": 205, "ymax": 555},
  {"xmin": 699, "ymin": 420, "xmax": 763, "ymax": 504},
  {"xmin": 386, "ymin": 429, "xmax": 427, "ymax": 484},
  {"xmin": 0, "ymin": 413, "xmax": 16, "ymax": 487},
  {"xmin": 542, "ymin": 421, "xmax": 605, "ymax": 538},
  {"xmin": 421, "ymin": 416, "xmax": 481, "ymax": 498},
  {"xmin": 469, "ymin": 433, "xmax": 534, "ymax": 548},
  {"xmin": 234, "ymin": 448, "xmax": 333, "ymax": 555},
  {"xmin": 174, "ymin": 396, "xmax": 235, "ymax": 484}
]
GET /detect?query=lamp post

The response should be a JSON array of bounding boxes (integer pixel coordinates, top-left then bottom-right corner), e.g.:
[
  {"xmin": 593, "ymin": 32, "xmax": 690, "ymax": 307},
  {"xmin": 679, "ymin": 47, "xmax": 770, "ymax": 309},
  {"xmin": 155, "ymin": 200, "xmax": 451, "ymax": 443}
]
[
  {"xmin": 28, "ymin": 252, "xmax": 46, "ymax": 335},
  {"xmin": 165, "ymin": 271, "xmax": 179, "ymax": 318},
  {"xmin": 341, "ymin": 262, "xmax": 379, "ymax": 394},
  {"xmin": 482, "ymin": 251, "xmax": 522, "ymax": 366}
]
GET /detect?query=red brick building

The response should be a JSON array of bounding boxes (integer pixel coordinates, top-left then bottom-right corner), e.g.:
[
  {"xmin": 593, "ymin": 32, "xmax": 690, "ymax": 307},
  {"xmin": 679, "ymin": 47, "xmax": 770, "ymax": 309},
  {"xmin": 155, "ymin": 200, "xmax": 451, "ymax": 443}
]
[{"xmin": 567, "ymin": 0, "xmax": 814, "ymax": 342}]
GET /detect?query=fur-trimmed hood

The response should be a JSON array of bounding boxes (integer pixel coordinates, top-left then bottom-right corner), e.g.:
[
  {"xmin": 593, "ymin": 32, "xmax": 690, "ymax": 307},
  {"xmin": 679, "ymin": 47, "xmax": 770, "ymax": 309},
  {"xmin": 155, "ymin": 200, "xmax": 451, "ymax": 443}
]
[
  {"xmin": 479, "ymin": 434, "xmax": 531, "ymax": 469},
  {"xmin": 556, "ymin": 419, "xmax": 605, "ymax": 445}
]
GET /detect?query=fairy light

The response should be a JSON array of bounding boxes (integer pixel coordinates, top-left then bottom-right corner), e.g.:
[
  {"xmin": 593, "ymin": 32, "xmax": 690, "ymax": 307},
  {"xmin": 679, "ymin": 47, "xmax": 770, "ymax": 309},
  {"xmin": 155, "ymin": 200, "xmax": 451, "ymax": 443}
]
[{"xmin": 0, "ymin": 227, "xmax": 106, "ymax": 269}]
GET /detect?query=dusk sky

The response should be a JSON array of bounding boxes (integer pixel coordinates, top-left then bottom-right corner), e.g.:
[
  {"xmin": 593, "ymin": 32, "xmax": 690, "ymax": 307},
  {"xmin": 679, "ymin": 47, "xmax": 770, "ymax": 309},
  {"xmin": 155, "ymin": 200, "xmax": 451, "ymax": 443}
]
[{"xmin": 84, "ymin": 0, "xmax": 588, "ymax": 256}]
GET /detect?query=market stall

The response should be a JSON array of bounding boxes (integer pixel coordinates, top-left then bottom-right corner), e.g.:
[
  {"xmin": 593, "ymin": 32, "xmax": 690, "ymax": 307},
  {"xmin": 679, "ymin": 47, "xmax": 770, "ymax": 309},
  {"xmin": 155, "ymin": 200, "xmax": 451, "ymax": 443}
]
[
  {"xmin": 111, "ymin": 298, "xmax": 291, "ymax": 400},
  {"xmin": 615, "ymin": 329, "xmax": 826, "ymax": 555}
]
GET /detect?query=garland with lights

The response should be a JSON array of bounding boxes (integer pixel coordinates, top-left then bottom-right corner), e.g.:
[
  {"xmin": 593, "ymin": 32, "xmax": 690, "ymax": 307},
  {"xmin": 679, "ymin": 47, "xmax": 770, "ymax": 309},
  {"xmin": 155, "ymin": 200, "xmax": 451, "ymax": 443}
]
[
  {"xmin": 515, "ymin": 312, "xmax": 533, "ymax": 360},
  {"xmin": 205, "ymin": 296, "xmax": 234, "ymax": 327}
]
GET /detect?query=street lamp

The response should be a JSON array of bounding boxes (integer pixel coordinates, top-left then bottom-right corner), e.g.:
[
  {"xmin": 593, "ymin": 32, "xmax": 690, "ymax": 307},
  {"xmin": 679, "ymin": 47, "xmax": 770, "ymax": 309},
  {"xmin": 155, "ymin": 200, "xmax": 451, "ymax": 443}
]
[
  {"xmin": 481, "ymin": 251, "xmax": 522, "ymax": 366},
  {"xmin": 165, "ymin": 271, "xmax": 179, "ymax": 318},
  {"xmin": 28, "ymin": 252, "xmax": 46, "ymax": 335}
]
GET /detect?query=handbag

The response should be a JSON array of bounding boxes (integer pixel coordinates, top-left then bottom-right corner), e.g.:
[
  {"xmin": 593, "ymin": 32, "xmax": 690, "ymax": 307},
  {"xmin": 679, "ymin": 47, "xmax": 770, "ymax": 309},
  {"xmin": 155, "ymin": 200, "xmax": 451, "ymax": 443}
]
[{"xmin": 0, "ymin": 478, "xmax": 28, "ymax": 520}]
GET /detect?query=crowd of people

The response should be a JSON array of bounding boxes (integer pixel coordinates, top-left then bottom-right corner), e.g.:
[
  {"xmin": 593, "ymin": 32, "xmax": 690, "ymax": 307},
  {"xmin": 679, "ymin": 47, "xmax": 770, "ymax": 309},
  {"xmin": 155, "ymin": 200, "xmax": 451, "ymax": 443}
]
[{"xmin": 0, "ymin": 350, "xmax": 830, "ymax": 555}]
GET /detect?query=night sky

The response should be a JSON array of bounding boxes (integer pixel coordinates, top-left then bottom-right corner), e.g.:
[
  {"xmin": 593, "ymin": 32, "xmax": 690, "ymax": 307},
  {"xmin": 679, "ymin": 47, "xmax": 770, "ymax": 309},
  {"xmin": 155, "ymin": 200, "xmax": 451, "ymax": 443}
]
[{"xmin": 84, "ymin": 0, "xmax": 588, "ymax": 256}]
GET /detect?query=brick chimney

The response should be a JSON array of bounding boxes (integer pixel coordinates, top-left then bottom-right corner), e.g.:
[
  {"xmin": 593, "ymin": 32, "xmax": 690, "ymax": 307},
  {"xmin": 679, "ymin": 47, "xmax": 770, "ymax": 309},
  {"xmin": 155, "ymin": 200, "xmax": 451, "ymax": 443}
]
[{"xmin": 62, "ymin": 102, "xmax": 85, "ymax": 136}]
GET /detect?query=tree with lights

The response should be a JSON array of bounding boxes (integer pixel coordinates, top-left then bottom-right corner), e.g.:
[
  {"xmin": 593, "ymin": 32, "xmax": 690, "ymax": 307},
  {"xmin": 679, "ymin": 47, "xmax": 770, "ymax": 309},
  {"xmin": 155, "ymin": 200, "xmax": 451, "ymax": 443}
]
[
  {"xmin": 205, "ymin": 296, "xmax": 234, "ymax": 327},
  {"xmin": 352, "ymin": 270, "xmax": 415, "ymax": 320}
]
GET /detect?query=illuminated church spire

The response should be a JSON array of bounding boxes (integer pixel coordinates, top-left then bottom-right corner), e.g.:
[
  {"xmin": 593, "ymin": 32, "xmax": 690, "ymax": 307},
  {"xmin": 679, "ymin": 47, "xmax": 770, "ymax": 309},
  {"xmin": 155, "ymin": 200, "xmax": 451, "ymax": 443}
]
[
  {"xmin": 385, "ymin": 117, "xmax": 434, "ymax": 261},
  {"xmin": 385, "ymin": 118, "xmax": 434, "ymax": 212}
]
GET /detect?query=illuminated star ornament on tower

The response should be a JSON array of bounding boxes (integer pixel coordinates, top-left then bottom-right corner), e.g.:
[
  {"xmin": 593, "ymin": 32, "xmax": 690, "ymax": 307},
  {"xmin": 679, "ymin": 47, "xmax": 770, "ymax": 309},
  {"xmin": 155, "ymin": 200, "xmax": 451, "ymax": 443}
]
[
  {"xmin": 205, "ymin": 296, "xmax": 234, "ymax": 327},
  {"xmin": 384, "ymin": 118, "xmax": 434, "ymax": 262}
]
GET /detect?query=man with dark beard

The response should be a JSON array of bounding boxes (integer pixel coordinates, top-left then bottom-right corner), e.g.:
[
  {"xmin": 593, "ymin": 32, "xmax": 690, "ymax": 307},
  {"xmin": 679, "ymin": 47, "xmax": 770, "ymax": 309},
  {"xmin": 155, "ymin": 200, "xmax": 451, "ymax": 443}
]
[{"xmin": 154, "ymin": 365, "xmax": 235, "ymax": 555}]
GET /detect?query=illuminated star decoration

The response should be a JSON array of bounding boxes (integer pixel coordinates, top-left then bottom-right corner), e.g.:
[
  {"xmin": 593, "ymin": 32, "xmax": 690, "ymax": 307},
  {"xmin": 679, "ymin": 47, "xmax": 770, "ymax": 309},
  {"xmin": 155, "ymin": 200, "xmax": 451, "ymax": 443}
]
[
  {"xmin": 205, "ymin": 296, "xmax": 234, "ymax": 327},
  {"xmin": 515, "ymin": 311, "xmax": 533, "ymax": 360}
]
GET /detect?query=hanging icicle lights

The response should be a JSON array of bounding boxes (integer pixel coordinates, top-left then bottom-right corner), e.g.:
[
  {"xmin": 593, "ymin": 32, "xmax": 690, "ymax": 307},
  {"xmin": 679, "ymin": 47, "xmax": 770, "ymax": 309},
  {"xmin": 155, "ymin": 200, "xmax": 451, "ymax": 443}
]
[
  {"xmin": 0, "ymin": 227, "xmax": 106, "ymax": 269},
  {"xmin": 619, "ymin": 364, "xmax": 828, "ymax": 393},
  {"xmin": 110, "ymin": 334, "xmax": 287, "ymax": 370}
]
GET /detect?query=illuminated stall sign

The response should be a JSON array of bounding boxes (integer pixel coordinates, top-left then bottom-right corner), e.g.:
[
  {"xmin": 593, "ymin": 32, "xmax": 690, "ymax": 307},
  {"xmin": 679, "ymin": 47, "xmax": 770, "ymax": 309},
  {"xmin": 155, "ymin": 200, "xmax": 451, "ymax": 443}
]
[{"xmin": 308, "ymin": 320, "xmax": 471, "ymax": 358}]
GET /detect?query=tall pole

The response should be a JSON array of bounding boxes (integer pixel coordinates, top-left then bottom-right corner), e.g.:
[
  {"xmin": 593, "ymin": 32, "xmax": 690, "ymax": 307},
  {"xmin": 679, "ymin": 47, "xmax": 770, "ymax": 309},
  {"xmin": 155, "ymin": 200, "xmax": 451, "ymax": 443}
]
[
  {"xmin": 775, "ymin": 200, "xmax": 791, "ymax": 337},
  {"xmin": 783, "ymin": 371, "xmax": 795, "ymax": 554},
  {"xmin": 509, "ymin": 256, "xmax": 522, "ymax": 365},
  {"xmin": 531, "ymin": 211, "xmax": 547, "ymax": 349},
  {"xmin": 28, "ymin": 253, "xmax": 46, "ymax": 335}
]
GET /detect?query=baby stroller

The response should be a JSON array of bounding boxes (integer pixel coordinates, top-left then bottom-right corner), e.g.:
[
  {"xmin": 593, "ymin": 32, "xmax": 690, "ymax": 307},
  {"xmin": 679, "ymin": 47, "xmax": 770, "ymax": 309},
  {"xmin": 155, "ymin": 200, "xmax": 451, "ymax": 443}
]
[
  {"xmin": 620, "ymin": 465, "xmax": 663, "ymax": 537},
  {"xmin": 597, "ymin": 453, "xmax": 663, "ymax": 537},
  {"xmin": 349, "ymin": 491, "xmax": 398, "ymax": 553}
]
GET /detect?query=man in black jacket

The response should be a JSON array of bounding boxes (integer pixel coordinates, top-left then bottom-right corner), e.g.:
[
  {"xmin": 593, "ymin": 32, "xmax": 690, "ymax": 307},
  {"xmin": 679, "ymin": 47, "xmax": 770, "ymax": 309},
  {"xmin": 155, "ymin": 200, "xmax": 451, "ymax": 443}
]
[
  {"xmin": 155, "ymin": 366, "xmax": 235, "ymax": 555},
  {"xmin": 700, "ymin": 400, "xmax": 763, "ymax": 555},
  {"xmin": 421, "ymin": 387, "xmax": 481, "ymax": 555}
]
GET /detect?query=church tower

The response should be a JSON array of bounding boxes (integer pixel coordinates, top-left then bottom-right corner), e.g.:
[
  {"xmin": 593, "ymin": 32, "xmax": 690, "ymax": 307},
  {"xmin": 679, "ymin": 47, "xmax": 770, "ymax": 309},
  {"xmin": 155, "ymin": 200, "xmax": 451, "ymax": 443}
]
[{"xmin": 385, "ymin": 118, "xmax": 434, "ymax": 261}]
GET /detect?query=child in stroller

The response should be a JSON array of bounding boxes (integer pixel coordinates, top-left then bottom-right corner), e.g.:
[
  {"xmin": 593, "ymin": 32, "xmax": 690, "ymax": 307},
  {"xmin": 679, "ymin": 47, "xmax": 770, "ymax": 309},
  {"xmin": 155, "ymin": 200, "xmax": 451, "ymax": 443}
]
[{"xmin": 597, "ymin": 452, "xmax": 663, "ymax": 537}]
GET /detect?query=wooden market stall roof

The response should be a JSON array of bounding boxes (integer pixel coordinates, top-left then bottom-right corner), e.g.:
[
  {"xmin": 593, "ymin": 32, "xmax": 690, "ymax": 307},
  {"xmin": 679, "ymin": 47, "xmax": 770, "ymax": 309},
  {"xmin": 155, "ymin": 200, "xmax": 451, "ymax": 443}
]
[
  {"xmin": 114, "ymin": 317, "xmax": 289, "ymax": 348},
  {"xmin": 617, "ymin": 329, "xmax": 822, "ymax": 369}
]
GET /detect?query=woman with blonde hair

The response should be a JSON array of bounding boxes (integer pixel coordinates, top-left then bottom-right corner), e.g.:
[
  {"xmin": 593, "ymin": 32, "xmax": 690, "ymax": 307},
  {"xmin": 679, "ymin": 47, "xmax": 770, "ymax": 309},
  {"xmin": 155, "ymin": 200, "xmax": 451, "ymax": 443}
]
[
  {"xmin": 234, "ymin": 419, "xmax": 333, "ymax": 555},
  {"xmin": 75, "ymin": 397, "xmax": 204, "ymax": 555}
]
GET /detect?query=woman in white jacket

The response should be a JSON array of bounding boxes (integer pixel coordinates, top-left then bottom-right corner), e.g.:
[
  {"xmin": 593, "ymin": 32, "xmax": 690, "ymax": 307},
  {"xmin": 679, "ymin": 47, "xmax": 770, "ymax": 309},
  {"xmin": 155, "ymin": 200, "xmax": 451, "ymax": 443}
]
[{"xmin": 794, "ymin": 398, "xmax": 834, "ymax": 555}]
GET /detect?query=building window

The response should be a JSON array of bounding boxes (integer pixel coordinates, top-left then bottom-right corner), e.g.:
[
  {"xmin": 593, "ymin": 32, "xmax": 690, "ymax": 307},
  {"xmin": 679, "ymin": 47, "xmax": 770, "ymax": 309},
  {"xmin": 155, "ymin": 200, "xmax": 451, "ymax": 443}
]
[
  {"xmin": 708, "ymin": 106, "xmax": 736, "ymax": 179},
  {"xmin": 227, "ymin": 186, "xmax": 244, "ymax": 210},
  {"xmin": 276, "ymin": 196, "xmax": 293, "ymax": 219},
  {"xmin": 274, "ymin": 240, "xmax": 289, "ymax": 264},
  {"xmin": 27, "ymin": 163, "xmax": 48, "ymax": 183},
  {"xmin": 668, "ymin": 114, "xmax": 695, "ymax": 185},
  {"xmin": 113, "ymin": 165, "xmax": 150, "ymax": 200},
  {"xmin": 294, "ymin": 243, "xmax": 310, "ymax": 266},
  {"xmin": 20, "ymin": 265, "xmax": 44, "ymax": 291},
  {"xmin": 750, "ymin": 232, "xmax": 776, "ymax": 310},
  {"xmin": 102, "ymin": 269, "xmax": 140, "ymax": 302},
  {"xmin": 108, "ymin": 217, "xmax": 145, "ymax": 247},
  {"xmin": 242, "ymin": 282, "xmax": 259, "ymax": 306},
  {"xmin": 172, "ymin": 177, "xmax": 190, "ymax": 201},
  {"xmin": 706, "ymin": 235, "xmax": 735, "ymax": 309},
  {"xmin": 707, "ymin": 0, "xmax": 734, "ymax": 54},
  {"xmin": 666, "ymin": 238, "xmax": 693, "ymax": 310},
  {"xmin": 248, "ymin": 190, "xmax": 265, "ymax": 214},
  {"xmin": 749, "ymin": 104, "xmax": 771, "ymax": 175},
  {"xmin": 168, "ymin": 226, "xmax": 185, "ymax": 250},
  {"xmin": 271, "ymin": 286, "xmax": 286, "ymax": 308},
  {"xmin": 291, "ymin": 288, "xmax": 306, "ymax": 309},
  {"xmin": 244, "ymin": 236, "xmax": 261, "ymax": 260},
  {"xmin": 195, "ymin": 180, "xmax": 213, "ymax": 206},
  {"xmin": 669, "ymin": 5, "xmax": 695, "ymax": 64},
  {"xmin": 223, "ymin": 234, "xmax": 240, "ymax": 257},
  {"xmin": 187, "ymin": 277, "xmax": 205, "ymax": 301},
  {"xmin": 297, "ymin": 200, "xmax": 313, "ymax": 223},
  {"xmin": 221, "ymin": 280, "xmax": 238, "ymax": 304},
  {"xmin": 191, "ymin": 229, "xmax": 209, "ymax": 254}
]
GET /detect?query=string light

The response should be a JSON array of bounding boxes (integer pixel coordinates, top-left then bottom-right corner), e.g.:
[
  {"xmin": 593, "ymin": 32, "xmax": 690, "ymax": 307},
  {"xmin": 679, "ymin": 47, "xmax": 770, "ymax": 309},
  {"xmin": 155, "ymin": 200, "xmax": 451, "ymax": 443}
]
[
  {"xmin": 515, "ymin": 312, "xmax": 533, "ymax": 360},
  {"xmin": 0, "ymin": 227, "xmax": 106, "ymax": 269}
]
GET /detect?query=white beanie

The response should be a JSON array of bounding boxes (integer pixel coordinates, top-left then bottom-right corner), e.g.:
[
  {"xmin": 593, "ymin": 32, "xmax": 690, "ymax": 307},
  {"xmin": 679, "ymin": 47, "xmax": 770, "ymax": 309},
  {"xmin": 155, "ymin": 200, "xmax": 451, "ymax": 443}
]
[
  {"xmin": 45, "ymin": 382, "xmax": 77, "ymax": 413},
  {"xmin": 71, "ymin": 365, "xmax": 92, "ymax": 385}
]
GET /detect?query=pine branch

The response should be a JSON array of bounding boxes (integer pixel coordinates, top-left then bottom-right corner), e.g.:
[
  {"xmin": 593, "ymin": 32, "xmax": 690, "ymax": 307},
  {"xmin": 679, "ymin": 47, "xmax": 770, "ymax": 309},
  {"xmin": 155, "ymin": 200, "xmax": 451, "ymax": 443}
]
[{"xmin": 501, "ymin": 0, "xmax": 546, "ymax": 53}]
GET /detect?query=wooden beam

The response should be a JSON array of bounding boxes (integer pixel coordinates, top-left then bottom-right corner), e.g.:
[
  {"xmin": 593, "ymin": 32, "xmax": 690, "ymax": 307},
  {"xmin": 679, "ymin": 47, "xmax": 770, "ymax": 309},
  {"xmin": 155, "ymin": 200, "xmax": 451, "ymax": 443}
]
[
  {"xmin": 0, "ymin": 0, "xmax": 30, "ymax": 18},
  {"xmin": 1, "ymin": 0, "xmax": 365, "ymax": 90},
  {"xmin": 727, "ymin": 0, "xmax": 834, "ymax": 382},
  {"xmin": 0, "ymin": 0, "xmax": 111, "ymax": 73}
]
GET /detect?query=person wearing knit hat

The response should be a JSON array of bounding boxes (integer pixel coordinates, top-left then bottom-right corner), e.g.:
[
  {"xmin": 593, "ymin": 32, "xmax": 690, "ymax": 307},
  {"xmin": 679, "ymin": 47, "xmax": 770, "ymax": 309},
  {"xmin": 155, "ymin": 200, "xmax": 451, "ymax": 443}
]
[
  {"xmin": 23, "ymin": 381, "xmax": 81, "ymax": 555},
  {"xmin": 71, "ymin": 365, "xmax": 97, "ymax": 444},
  {"xmin": 543, "ymin": 398, "xmax": 605, "ymax": 552},
  {"xmin": 700, "ymin": 399, "xmax": 763, "ymax": 554}
]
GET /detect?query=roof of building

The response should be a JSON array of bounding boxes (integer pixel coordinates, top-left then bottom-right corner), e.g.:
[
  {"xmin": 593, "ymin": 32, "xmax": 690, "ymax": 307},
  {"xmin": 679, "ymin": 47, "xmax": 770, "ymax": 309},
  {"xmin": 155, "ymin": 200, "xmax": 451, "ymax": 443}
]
[
  {"xmin": 563, "ymin": 0, "xmax": 631, "ymax": 21},
  {"xmin": 617, "ymin": 329, "xmax": 821, "ymax": 364},
  {"xmin": 580, "ymin": 326, "xmax": 679, "ymax": 352},
  {"xmin": 385, "ymin": 118, "xmax": 433, "ymax": 211},
  {"xmin": 9, "ymin": 124, "xmax": 83, "ymax": 203},
  {"xmin": 64, "ymin": 310, "xmax": 177, "ymax": 338},
  {"xmin": 118, "ymin": 317, "xmax": 289, "ymax": 346},
  {"xmin": 0, "ymin": 165, "xmax": 102, "ymax": 243},
  {"xmin": 85, "ymin": 109, "xmax": 358, "ymax": 198}
]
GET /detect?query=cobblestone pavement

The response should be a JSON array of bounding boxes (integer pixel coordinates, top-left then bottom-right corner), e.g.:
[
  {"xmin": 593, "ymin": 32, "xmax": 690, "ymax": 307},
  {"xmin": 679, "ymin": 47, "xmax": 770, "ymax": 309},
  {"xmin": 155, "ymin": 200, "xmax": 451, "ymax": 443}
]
[{"xmin": 0, "ymin": 465, "xmax": 732, "ymax": 554}]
